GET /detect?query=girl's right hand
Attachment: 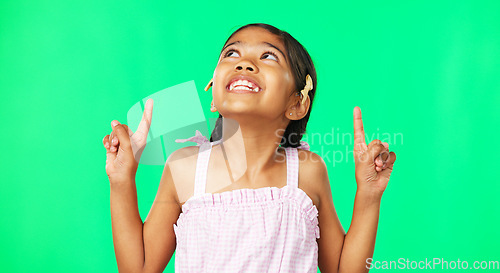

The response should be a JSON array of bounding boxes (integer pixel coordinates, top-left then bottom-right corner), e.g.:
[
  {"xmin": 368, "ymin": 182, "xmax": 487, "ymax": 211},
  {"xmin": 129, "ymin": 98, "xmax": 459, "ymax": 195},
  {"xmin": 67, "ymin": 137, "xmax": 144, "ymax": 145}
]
[{"xmin": 103, "ymin": 99, "xmax": 154, "ymax": 183}]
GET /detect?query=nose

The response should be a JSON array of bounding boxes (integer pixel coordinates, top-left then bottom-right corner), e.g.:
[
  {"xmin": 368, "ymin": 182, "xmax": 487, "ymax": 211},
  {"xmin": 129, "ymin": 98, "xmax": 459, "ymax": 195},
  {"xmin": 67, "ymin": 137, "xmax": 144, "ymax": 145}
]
[{"xmin": 235, "ymin": 60, "xmax": 258, "ymax": 73}]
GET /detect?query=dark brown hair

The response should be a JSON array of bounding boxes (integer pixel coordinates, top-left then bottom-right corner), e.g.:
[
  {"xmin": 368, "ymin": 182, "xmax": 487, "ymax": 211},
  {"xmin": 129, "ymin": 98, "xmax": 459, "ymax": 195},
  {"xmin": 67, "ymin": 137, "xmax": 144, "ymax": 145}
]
[{"xmin": 210, "ymin": 23, "xmax": 317, "ymax": 148}]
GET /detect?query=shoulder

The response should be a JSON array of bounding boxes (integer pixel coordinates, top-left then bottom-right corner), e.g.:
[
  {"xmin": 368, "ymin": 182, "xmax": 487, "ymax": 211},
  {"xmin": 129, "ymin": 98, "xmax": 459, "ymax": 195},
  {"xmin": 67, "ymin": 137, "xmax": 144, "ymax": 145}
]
[
  {"xmin": 297, "ymin": 149, "xmax": 328, "ymax": 175},
  {"xmin": 297, "ymin": 149, "xmax": 329, "ymax": 184},
  {"xmin": 164, "ymin": 146, "xmax": 201, "ymax": 205},
  {"xmin": 166, "ymin": 145, "xmax": 200, "ymax": 163},
  {"xmin": 297, "ymin": 149, "xmax": 330, "ymax": 210},
  {"xmin": 164, "ymin": 145, "xmax": 200, "ymax": 176}
]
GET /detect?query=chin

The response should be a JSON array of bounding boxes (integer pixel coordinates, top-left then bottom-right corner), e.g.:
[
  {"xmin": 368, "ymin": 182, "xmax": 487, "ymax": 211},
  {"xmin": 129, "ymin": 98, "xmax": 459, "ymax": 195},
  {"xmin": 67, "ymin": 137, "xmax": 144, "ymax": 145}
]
[
  {"xmin": 217, "ymin": 109, "xmax": 252, "ymax": 119},
  {"xmin": 217, "ymin": 100, "xmax": 257, "ymax": 115}
]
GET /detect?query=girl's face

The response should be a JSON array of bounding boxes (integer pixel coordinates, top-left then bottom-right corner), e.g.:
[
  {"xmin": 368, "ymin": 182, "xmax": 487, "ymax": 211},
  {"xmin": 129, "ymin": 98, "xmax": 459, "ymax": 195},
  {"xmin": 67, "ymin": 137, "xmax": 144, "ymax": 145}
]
[{"xmin": 211, "ymin": 27, "xmax": 296, "ymax": 123}]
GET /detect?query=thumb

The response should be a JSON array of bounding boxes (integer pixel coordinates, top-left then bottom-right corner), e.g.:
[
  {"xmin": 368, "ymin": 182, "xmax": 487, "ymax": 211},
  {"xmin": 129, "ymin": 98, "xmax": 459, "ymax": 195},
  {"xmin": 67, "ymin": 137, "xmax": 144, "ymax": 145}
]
[
  {"xmin": 114, "ymin": 124, "xmax": 133, "ymax": 157},
  {"xmin": 112, "ymin": 120, "xmax": 133, "ymax": 136}
]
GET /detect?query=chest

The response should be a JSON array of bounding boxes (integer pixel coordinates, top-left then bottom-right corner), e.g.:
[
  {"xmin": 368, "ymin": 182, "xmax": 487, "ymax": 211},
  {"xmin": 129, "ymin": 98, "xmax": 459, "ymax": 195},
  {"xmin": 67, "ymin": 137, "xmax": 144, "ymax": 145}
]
[{"xmin": 178, "ymin": 146, "xmax": 321, "ymax": 210}]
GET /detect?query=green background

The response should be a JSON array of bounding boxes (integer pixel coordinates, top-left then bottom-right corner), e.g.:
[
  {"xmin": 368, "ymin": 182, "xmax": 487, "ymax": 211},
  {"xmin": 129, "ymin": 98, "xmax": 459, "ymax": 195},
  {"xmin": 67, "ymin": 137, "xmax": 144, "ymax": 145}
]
[{"xmin": 1, "ymin": 0, "xmax": 499, "ymax": 272}]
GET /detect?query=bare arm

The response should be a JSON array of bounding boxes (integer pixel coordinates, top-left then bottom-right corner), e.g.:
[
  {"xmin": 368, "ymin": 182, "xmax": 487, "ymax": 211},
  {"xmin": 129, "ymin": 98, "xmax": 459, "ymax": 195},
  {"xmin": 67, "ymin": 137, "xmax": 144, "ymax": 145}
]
[
  {"xmin": 317, "ymin": 106, "xmax": 397, "ymax": 272},
  {"xmin": 141, "ymin": 161, "xmax": 181, "ymax": 272},
  {"xmin": 338, "ymin": 191, "xmax": 381, "ymax": 272},
  {"xmin": 300, "ymin": 151, "xmax": 345, "ymax": 273},
  {"xmin": 109, "ymin": 155, "xmax": 182, "ymax": 273},
  {"xmin": 335, "ymin": 106, "xmax": 396, "ymax": 273},
  {"xmin": 105, "ymin": 99, "xmax": 181, "ymax": 272},
  {"xmin": 315, "ymin": 165, "xmax": 385, "ymax": 273},
  {"xmin": 110, "ymin": 179, "xmax": 145, "ymax": 272}
]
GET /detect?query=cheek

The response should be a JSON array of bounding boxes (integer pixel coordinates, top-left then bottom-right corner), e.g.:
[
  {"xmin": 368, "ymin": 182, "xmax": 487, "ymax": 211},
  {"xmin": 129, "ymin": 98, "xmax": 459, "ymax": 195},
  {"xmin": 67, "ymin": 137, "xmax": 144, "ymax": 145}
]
[
  {"xmin": 212, "ymin": 66, "xmax": 229, "ymax": 96},
  {"xmin": 266, "ymin": 69, "xmax": 294, "ymax": 99},
  {"xmin": 283, "ymin": 71, "xmax": 294, "ymax": 91}
]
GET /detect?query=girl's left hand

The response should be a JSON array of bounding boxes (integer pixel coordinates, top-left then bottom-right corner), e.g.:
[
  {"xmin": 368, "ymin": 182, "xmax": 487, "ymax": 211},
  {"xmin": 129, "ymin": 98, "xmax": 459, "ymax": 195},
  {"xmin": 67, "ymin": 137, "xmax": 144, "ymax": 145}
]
[{"xmin": 353, "ymin": 106, "xmax": 397, "ymax": 199}]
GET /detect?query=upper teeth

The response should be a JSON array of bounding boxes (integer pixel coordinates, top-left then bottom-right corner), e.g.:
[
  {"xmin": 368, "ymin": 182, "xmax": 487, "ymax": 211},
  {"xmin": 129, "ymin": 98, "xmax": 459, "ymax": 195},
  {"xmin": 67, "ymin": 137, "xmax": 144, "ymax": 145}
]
[{"xmin": 229, "ymin": 80, "xmax": 260, "ymax": 92}]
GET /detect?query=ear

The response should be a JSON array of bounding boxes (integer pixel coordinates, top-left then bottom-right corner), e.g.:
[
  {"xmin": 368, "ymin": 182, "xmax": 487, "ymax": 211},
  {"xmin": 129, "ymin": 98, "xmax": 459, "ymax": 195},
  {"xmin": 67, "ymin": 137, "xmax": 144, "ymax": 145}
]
[
  {"xmin": 286, "ymin": 94, "xmax": 310, "ymax": 120},
  {"xmin": 210, "ymin": 99, "xmax": 218, "ymax": 112}
]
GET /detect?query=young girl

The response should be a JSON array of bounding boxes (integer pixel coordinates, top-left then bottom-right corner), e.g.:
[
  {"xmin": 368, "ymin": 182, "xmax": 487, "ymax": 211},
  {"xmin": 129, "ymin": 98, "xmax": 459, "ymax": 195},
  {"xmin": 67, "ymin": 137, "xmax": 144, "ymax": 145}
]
[{"xmin": 103, "ymin": 23, "xmax": 396, "ymax": 273}]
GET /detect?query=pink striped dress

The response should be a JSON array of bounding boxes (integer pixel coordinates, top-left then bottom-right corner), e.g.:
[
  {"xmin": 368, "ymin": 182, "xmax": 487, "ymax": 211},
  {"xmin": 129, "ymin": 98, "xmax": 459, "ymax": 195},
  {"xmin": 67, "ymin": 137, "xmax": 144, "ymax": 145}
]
[{"xmin": 173, "ymin": 131, "xmax": 320, "ymax": 272}]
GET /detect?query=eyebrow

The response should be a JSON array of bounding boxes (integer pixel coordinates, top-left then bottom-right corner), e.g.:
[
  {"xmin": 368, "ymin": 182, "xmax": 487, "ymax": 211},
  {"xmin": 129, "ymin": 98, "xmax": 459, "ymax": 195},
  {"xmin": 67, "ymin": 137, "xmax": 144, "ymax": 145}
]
[{"xmin": 221, "ymin": 41, "xmax": 287, "ymax": 62}]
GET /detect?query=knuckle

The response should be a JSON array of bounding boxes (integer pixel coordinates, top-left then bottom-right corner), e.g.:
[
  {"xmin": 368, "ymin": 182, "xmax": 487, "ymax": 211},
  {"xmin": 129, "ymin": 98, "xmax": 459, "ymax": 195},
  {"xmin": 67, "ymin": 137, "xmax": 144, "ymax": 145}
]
[
  {"xmin": 375, "ymin": 143, "xmax": 386, "ymax": 153},
  {"xmin": 368, "ymin": 139, "xmax": 381, "ymax": 148}
]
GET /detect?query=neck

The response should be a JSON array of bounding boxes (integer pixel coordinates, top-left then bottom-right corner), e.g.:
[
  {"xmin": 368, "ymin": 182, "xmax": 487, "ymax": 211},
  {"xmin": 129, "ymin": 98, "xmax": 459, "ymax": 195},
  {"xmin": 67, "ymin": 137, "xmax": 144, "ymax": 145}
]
[{"xmin": 218, "ymin": 116, "xmax": 287, "ymax": 185}]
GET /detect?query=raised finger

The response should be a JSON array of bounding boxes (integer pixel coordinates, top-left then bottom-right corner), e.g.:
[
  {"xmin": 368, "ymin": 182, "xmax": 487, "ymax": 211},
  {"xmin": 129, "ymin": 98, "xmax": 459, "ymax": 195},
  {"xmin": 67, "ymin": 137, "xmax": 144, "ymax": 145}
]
[
  {"xmin": 136, "ymin": 99, "xmax": 153, "ymax": 137},
  {"xmin": 353, "ymin": 106, "xmax": 366, "ymax": 151}
]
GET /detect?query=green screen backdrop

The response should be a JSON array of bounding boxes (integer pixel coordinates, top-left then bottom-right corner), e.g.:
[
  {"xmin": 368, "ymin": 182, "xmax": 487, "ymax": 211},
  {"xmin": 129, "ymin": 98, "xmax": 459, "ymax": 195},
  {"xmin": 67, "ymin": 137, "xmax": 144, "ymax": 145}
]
[{"xmin": 1, "ymin": 0, "xmax": 499, "ymax": 272}]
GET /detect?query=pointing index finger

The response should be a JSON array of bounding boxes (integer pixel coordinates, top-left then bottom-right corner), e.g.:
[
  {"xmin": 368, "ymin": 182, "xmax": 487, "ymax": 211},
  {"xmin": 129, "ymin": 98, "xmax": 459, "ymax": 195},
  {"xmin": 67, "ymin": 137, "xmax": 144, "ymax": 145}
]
[
  {"xmin": 353, "ymin": 106, "xmax": 366, "ymax": 149},
  {"xmin": 136, "ymin": 98, "xmax": 153, "ymax": 136}
]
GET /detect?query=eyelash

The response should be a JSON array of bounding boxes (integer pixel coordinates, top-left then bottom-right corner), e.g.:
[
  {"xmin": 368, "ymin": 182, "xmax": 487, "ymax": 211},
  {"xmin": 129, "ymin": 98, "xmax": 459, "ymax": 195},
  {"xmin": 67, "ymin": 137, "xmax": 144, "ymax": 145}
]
[
  {"xmin": 223, "ymin": 49, "xmax": 280, "ymax": 62},
  {"xmin": 262, "ymin": 51, "xmax": 279, "ymax": 61}
]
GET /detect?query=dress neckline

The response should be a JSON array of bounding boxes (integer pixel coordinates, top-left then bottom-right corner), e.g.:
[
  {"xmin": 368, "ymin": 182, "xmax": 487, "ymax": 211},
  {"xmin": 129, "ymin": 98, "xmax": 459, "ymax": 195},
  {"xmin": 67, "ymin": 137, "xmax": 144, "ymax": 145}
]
[
  {"xmin": 179, "ymin": 184, "xmax": 317, "ymax": 212},
  {"xmin": 175, "ymin": 183, "xmax": 321, "ymax": 239}
]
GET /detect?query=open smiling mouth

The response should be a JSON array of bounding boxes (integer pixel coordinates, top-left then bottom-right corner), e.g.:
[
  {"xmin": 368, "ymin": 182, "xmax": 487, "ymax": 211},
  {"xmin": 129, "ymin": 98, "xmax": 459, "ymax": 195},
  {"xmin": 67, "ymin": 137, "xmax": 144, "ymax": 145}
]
[{"xmin": 226, "ymin": 78, "xmax": 262, "ymax": 93}]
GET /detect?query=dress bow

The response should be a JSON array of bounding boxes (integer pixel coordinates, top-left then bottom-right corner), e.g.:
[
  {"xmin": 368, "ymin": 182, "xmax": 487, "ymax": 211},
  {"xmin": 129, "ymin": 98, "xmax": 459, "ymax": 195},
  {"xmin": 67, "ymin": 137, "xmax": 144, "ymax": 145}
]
[
  {"xmin": 298, "ymin": 141, "xmax": 310, "ymax": 151},
  {"xmin": 176, "ymin": 130, "xmax": 310, "ymax": 151},
  {"xmin": 175, "ymin": 130, "xmax": 210, "ymax": 146}
]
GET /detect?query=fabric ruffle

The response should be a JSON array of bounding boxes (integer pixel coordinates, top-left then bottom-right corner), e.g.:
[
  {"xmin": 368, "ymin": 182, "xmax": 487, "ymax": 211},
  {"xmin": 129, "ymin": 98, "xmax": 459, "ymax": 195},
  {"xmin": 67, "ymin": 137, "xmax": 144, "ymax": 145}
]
[
  {"xmin": 175, "ymin": 130, "xmax": 311, "ymax": 151},
  {"xmin": 175, "ymin": 185, "xmax": 320, "ymax": 239},
  {"xmin": 175, "ymin": 130, "xmax": 210, "ymax": 146}
]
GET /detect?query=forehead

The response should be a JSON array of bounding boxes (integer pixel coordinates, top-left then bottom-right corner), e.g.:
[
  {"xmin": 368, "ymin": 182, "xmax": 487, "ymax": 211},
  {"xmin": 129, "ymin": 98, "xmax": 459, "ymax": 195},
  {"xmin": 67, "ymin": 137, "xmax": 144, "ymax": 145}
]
[{"xmin": 226, "ymin": 27, "xmax": 286, "ymax": 53}]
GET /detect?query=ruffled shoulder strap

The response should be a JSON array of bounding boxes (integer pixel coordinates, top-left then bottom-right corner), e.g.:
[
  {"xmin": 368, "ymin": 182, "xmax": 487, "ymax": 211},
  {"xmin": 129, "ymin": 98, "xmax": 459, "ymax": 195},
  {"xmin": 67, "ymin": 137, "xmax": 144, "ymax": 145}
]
[
  {"xmin": 297, "ymin": 140, "xmax": 310, "ymax": 151},
  {"xmin": 175, "ymin": 130, "xmax": 210, "ymax": 146},
  {"xmin": 175, "ymin": 130, "xmax": 214, "ymax": 196}
]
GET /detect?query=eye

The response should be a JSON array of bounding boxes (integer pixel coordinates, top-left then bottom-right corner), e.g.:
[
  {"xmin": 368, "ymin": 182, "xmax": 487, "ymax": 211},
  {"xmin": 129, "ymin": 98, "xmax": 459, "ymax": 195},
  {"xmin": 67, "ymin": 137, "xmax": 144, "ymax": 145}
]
[
  {"xmin": 224, "ymin": 50, "xmax": 240, "ymax": 58},
  {"xmin": 262, "ymin": 51, "xmax": 279, "ymax": 62}
]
